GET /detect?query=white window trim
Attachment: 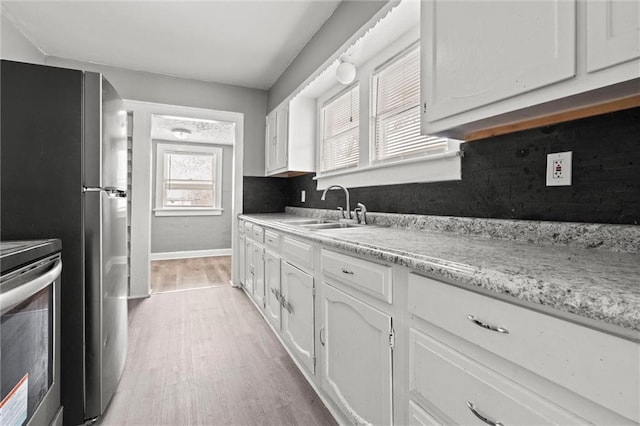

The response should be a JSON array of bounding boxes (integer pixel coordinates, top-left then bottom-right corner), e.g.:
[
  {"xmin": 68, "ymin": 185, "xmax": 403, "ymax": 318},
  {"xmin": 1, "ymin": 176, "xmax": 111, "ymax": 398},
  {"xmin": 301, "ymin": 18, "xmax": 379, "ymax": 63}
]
[
  {"xmin": 154, "ymin": 142, "xmax": 224, "ymax": 217},
  {"xmin": 314, "ymin": 26, "xmax": 462, "ymax": 190}
]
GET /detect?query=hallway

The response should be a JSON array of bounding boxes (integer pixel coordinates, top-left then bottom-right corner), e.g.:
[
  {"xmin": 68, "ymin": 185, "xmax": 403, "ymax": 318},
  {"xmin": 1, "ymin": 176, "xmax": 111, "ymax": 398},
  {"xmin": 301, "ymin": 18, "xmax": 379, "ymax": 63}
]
[{"xmin": 100, "ymin": 280, "xmax": 335, "ymax": 424}]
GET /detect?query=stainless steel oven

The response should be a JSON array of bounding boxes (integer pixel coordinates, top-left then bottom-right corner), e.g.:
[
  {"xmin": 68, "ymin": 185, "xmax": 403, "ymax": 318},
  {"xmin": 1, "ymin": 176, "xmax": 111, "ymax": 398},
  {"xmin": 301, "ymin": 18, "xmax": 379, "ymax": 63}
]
[{"xmin": 1, "ymin": 240, "xmax": 62, "ymax": 426}]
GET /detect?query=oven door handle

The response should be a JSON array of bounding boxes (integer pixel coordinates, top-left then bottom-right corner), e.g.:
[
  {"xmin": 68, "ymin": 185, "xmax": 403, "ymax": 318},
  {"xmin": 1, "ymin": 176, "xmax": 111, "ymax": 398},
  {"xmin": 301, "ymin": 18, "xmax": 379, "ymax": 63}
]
[{"xmin": 0, "ymin": 258, "xmax": 62, "ymax": 315}]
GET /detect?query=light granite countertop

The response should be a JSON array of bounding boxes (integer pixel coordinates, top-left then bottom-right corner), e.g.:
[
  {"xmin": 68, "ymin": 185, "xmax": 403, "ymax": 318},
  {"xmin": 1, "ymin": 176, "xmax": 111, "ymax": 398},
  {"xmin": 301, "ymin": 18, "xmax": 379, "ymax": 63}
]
[{"xmin": 239, "ymin": 210, "xmax": 640, "ymax": 338}]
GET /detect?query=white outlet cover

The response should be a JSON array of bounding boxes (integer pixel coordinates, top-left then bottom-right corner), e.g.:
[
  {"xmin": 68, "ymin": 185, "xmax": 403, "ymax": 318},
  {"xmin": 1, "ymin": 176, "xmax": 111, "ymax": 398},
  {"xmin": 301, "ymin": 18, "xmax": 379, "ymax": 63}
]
[
  {"xmin": 301, "ymin": 190, "xmax": 306, "ymax": 202},
  {"xmin": 546, "ymin": 151, "xmax": 572, "ymax": 186}
]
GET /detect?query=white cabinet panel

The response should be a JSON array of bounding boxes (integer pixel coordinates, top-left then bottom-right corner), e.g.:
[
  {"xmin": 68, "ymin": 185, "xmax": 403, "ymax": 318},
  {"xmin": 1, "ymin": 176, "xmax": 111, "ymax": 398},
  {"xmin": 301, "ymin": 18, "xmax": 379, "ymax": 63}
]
[
  {"xmin": 408, "ymin": 400, "xmax": 442, "ymax": 426},
  {"xmin": 244, "ymin": 238, "xmax": 254, "ymax": 295},
  {"xmin": 238, "ymin": 234, "xmax": 245, "ymax": 285},
  {"xmin": 587, "ymin": 0, "xmax": 640, "ymax": 72},
  {"xmin": 281, "ymin": 262, "xmax": 315, "ymax": 374},
  {"xmin": 264, "ymin": 249, "xmax": 282, "ymax": 331},
  {"xmin": 252, "ymin": 242, "xmax": 265, "ymax": 309},
  {"xmin": 409, "ymin": 328, "xmax": 586, "ymax": 425},
  {"xmin": 321, "ymin": 283, "xmax": 393, "ymax": 426},
  {"xmin": 422, "ymin": 0, "xmax": 575, "ymax": 122}
]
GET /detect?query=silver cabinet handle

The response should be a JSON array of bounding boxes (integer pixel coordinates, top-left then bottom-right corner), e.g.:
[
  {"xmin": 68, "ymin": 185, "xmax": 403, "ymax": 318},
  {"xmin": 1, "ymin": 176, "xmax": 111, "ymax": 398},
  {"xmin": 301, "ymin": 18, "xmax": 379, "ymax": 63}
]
[
  {"xmin": 341, "ymin": 268, "xmax": 354, "ymax": 275},
  {"xmin": 466, "ymin": 401, "xmax": 503, "ymax": 426},
  {"xmin": 319, "ymin": 327, "xmax": 325, "ymax": 346},
  {"xmin": 284, "ymin": 301, "xmax": 293, "ymax": 314},
  {"xmin": 467, "ymin": 314, "xmax": 509, "ymax": 334}
]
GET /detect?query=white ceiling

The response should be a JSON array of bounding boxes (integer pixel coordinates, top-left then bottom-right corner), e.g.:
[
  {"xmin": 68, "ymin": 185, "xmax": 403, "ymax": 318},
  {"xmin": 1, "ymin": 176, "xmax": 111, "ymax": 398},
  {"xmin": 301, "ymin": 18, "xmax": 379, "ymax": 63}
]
[{"xmin": 1, "ymin": 0, "xmax": 342, "ymax": 90}]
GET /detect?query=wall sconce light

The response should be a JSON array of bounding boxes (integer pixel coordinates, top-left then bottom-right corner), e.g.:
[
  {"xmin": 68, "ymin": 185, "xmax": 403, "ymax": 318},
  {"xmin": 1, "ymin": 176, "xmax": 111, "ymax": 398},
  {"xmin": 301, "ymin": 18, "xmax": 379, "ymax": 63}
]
[
  {"xmin": 336, "ymin": 60, "xmax": 356, "ymax": 85},
  {"xmin": 171, "ymin": 128, "xmax": 191, "ymax": 140}
]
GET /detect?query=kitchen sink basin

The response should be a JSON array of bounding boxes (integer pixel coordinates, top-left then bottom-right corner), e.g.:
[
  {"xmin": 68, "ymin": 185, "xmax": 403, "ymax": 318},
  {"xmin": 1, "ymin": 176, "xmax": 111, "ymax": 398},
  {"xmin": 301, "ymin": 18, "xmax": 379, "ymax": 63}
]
[{"xmin": 279, "ymin": 218, "xmax": 329, "ymax": 225}]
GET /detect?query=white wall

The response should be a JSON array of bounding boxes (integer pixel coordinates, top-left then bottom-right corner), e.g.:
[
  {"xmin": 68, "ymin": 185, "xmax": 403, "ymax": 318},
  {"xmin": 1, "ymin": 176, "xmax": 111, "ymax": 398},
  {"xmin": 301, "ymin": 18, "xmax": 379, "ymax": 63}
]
[
  {"xmin": 45, "ymin": 56, "xmax": 267, "ymax": 176},
  {"xmin": 267, "ymin": 0, "xmax": 388, "ymax": 112},
  {"xmin": 0, "ymin": 14, "xmax": 45, "ymax": 64}
]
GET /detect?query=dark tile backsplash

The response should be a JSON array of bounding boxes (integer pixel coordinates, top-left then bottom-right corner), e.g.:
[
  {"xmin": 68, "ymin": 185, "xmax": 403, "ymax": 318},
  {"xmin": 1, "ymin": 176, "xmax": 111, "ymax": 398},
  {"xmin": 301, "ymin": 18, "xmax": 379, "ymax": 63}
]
[
  {"xmin": 245, "ymin": 107, "xmax": 640, "ymax": 224},
  {"xmin": 243, "ymin": 176, "xmax": 290, "ymax": 213}
]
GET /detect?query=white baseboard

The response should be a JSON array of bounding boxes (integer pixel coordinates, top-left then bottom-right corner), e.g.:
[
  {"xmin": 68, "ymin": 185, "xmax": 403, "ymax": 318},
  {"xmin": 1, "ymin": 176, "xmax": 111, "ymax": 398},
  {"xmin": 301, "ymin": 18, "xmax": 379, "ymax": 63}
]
[{"xmin": 150, "ymin": 248, "xmax": 232, "ymax": 261}]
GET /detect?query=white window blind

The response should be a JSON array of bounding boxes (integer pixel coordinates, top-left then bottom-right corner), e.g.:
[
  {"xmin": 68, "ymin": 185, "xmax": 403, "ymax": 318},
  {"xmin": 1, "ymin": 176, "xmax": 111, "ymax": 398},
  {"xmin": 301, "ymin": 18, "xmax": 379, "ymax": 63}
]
[
  {"xmin": 372, "ymin": 43, "xmax": 447, "ymax": 162},
  {"xmin": 162, "ymin": 151, "xmax": 216, "ymax": 207},
  {"xmin": 320, "ymin": 84, "xmax": 359, "ymax": 172}
]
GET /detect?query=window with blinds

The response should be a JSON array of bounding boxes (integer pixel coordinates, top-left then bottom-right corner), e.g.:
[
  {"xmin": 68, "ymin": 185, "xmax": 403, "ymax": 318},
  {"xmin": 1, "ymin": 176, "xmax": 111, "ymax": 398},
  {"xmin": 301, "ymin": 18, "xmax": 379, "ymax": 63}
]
[
  {"xmin": 372, "ymin": 43, "xmax": 447, "ymax": 162},
  {"xmin": 320, "ymin": 84, "xmax": 360, "ymax": 172},
  {"xmin": 162, "ymin": 151, "xmax": 217, "ymax": 207}
]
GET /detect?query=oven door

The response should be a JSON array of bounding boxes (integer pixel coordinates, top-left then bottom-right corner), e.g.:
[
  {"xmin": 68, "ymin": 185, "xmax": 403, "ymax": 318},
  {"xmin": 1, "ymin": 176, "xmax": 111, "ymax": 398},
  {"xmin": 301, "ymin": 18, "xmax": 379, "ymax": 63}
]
[{"xmin": 0, "ymin": 255, "xmax": 62, "ymax": 426}]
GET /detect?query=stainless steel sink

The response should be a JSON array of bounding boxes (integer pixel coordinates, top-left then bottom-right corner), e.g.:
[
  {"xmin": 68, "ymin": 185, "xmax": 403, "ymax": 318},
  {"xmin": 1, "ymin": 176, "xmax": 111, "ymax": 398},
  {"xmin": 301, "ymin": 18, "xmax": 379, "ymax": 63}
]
[{"xmin": 279, "ymin": 218, "xmax": 331, "ymax": 225}]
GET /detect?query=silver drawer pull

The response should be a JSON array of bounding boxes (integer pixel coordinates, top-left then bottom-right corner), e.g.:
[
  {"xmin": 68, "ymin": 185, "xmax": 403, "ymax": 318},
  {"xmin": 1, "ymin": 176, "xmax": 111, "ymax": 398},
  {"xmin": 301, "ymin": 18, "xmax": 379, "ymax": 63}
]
[
  {"xmin": 341, "ymin": 268, "xmax": 354, "ymax": 275},
  {"xmin": 466, "ymin": 401, "xmax": 503, "ymax": 426},
  {"xmin": 319, "ymin": 327, "xmax": 325, "ymax": 346},
  {"xmin": 467, "ymin": 314, "xmax": 509, "ymax": 334}
]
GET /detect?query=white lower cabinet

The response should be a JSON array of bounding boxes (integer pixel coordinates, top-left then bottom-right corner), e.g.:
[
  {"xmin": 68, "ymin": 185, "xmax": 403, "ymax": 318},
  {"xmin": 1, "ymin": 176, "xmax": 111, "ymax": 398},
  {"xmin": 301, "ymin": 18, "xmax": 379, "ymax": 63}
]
[
  {"xmin": 281, "ymin": 261, "xmax": 315, "ymax": 374},
  {"xmin": 244, "ymin": 238, "xmax": 265, "ymax": 308},
  {"xmin": 238, "ymin": 219, "xmax": 638, "ymax": 426},
  {"xmin": 320, "ymin": 283, "xmax": 393, "ymax": 426},
  {"xmin": 409, "ymin": 328, "xmax": 586, "ymax": 425},
  {"xmin": 264, "ymin": 249, "xmax": 282, "ymax": 330},
  {"xmin": 244, "ymin": 237, "xmax": 254, "ymax": 295},
  {"xmin": 238, "ymin": 234, "xmax": 245, "ymax": 285}
]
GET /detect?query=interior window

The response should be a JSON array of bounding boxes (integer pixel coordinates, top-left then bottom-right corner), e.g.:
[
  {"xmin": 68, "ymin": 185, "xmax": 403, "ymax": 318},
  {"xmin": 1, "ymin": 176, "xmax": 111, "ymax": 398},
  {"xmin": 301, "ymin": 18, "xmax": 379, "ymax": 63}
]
[
  {"xmin": 320, "ymin": 84, "xmax": 360, "ymax": 172},
  {"xmin": 371, "ymin": 42, "xmax": 448, "ymax": 163}
]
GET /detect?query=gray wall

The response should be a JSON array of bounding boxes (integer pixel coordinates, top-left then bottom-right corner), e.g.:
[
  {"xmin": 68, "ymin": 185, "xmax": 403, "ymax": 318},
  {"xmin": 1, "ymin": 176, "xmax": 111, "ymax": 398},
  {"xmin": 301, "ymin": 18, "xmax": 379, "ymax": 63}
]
[
  {"xmin": 267, "ymin": 0, "xmax": 388, "ymax": 112},
  {"xmin": 151, "ymin": 142, "xmax": 234, "ymax": 253},
  {"xmin": 0, "ymin": 14, "xmax": 45, "ymax": 64},
  {"xmin": 45, "ymin": 56, "xmax": 267, "ymax": 176}
]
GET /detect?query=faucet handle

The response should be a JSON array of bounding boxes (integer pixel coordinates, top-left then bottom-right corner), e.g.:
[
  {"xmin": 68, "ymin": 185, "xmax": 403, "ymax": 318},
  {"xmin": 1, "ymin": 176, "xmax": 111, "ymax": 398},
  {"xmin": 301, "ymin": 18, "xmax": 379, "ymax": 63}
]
[
  {"xmin": 337, "ymin": 206, "xmax": 345, "ymax": 219},
  {"xmin": 355, "ymin": 203, "xmax": 367, "ymax": 224}
]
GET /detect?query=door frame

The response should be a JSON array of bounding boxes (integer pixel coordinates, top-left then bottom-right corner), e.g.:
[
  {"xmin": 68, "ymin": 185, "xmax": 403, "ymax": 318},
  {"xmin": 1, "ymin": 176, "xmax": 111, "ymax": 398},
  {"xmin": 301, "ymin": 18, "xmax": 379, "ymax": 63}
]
[{"xmin": 124, "ymin": 100, "xmax": 244, "ymax": 298}]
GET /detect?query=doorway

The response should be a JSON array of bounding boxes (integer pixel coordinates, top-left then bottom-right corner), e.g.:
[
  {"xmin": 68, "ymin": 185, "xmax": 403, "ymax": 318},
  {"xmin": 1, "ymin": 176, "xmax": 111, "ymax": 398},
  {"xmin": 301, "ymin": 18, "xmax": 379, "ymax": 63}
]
[{"xmin": 124, "ymin": 101, "xmax": 244, "ymax": 298}]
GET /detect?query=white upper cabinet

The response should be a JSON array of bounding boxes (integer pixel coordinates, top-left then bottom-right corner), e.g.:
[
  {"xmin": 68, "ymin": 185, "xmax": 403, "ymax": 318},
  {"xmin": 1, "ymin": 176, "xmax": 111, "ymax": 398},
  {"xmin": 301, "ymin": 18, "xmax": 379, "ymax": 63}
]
[
  {"xmin": 422, "ymin": 0, "xmax": 575, "ymax": 122},
  {"xmin": 421, "ymin": 0, "xmax": 640, "ymax": 139},
  {"xmin": 265, "ymin": 96, "xmax": 315, "ymax": 176},
  {"xmin": 586, "ymin": 0, "xmax": 640, "ymax": 73}
]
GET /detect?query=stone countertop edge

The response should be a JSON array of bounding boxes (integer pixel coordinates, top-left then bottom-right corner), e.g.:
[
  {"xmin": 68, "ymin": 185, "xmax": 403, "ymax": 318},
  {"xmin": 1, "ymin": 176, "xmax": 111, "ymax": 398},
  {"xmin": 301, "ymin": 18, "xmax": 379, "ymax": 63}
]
[{"xmin": 238, "ymin": 212, "xmax": 640, "ymax": 339}]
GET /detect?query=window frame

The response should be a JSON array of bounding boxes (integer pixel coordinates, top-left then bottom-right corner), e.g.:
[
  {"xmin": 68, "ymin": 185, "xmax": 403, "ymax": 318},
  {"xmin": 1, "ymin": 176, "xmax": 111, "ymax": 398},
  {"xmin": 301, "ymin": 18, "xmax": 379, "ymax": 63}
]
[
  {"xmin": 314, "ymin": 27, "xmax": 461, "ymax": 190},
  {"xmin": 153, "ymin": 142, "xmax": 224, "ymax": 217}
]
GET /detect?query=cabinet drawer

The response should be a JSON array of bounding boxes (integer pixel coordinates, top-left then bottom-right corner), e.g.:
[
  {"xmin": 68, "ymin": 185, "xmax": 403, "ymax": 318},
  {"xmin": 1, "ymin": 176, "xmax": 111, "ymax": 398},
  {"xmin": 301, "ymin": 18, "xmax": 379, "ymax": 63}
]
[
  {"xmin": 408, "ymin": 273, "xmax": 640, "ymax": 422},
  {"xmin": 264, "ymin": 229, "xmax": 281, "ymax": 251},
  {"xmin": 251, "ymin": 225, "xmax": 264, "ymax": 243},
  {"xmin": 321, "ymin": 249, "xmax": 392, "ymax": 303},
  {"xmin": 245, "ymin": 222, "xmax": 254, "ymax": 234},
  {"xmin": 283, "ymin": 236, "xmax": 314, "ymax": 270},
  {"xmin": 409, "ymin": 328, "xmax": 586, "ymax": 425}
]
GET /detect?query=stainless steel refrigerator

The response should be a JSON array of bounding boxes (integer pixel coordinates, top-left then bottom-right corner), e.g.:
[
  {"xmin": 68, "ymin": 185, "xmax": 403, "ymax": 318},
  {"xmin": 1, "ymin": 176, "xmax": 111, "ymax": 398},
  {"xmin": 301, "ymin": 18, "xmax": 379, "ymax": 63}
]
[{"xmin": 1, "ymin": 60, "xmax": 128, "ymax": 425}]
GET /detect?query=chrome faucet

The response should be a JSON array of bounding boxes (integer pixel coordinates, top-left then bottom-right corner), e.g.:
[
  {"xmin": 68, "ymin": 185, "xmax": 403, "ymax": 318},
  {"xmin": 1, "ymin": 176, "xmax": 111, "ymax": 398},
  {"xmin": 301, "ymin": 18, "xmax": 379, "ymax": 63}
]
[{"xmin": 320, "ymin": 185, "xmax": 351, "ymax": 219}]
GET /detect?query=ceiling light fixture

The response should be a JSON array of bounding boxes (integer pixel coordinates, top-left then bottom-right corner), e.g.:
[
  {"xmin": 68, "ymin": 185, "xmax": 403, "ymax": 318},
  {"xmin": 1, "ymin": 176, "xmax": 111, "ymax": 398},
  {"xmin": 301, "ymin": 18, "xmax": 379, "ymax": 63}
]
[
  {"xmin": 171, "ymin": 128, "xmax": 191, "ymax": 140},
  {"xmin": 336, "ymin": 59, "xmax": 356, "ymax": 85}
]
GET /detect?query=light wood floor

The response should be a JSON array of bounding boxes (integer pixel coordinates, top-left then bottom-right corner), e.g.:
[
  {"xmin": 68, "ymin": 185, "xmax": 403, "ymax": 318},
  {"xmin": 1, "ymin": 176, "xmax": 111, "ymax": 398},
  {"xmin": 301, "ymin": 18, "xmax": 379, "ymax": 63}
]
[
  {"xmin": 100, "ymin": 260, "xmax": 336, "ymax": 426},
  {"xmin": 151, "ymin": 256, "xmax": 231, "ymax": 293}
]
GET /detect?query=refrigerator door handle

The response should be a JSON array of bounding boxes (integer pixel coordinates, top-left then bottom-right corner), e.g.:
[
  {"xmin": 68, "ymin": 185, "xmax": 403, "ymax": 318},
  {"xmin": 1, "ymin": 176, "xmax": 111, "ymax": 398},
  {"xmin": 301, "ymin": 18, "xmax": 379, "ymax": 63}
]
[{"xmin": 83, "ymin": 186, "xmax": 127, "ymax": 198}]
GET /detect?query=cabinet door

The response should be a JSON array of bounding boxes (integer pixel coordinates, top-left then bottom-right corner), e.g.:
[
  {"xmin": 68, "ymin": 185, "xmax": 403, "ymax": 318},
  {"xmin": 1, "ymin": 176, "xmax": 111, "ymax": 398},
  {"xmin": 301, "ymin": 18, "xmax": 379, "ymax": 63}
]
[
  {"xmin": 265, "ymin": 111, "xmax": 278, "ymax": 173},
  {"xmin": 274, "ymin": 106, "xmax": 289, "ymax": 171},
  {"xmin": 281, "ymin": 262, "xmax": 315, "ymax": 374},
  {"xmin": 244, "ymin": 239, "xmax": 254, "ymax": 295},
  {"xmin": 238, "ymin": 234, "xmax": 246, "ymax": 285},
  {"xmin": 421, "ymin": 0, "xmax": 575, "ymax": 123},
  {"xmin": 264, "ymin": 249, "xmax": 281, "ymax": 330},
  {"xmin": 321, "ymin": 283, "xmax": 393, "ymax": 426},
  {"xmin": 252, "ymin": 243, "xmax": 265, "ymax": 309},
  {"xmin": 586, "ymin": 0, "xmax": 640, "ymax": 72}
]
